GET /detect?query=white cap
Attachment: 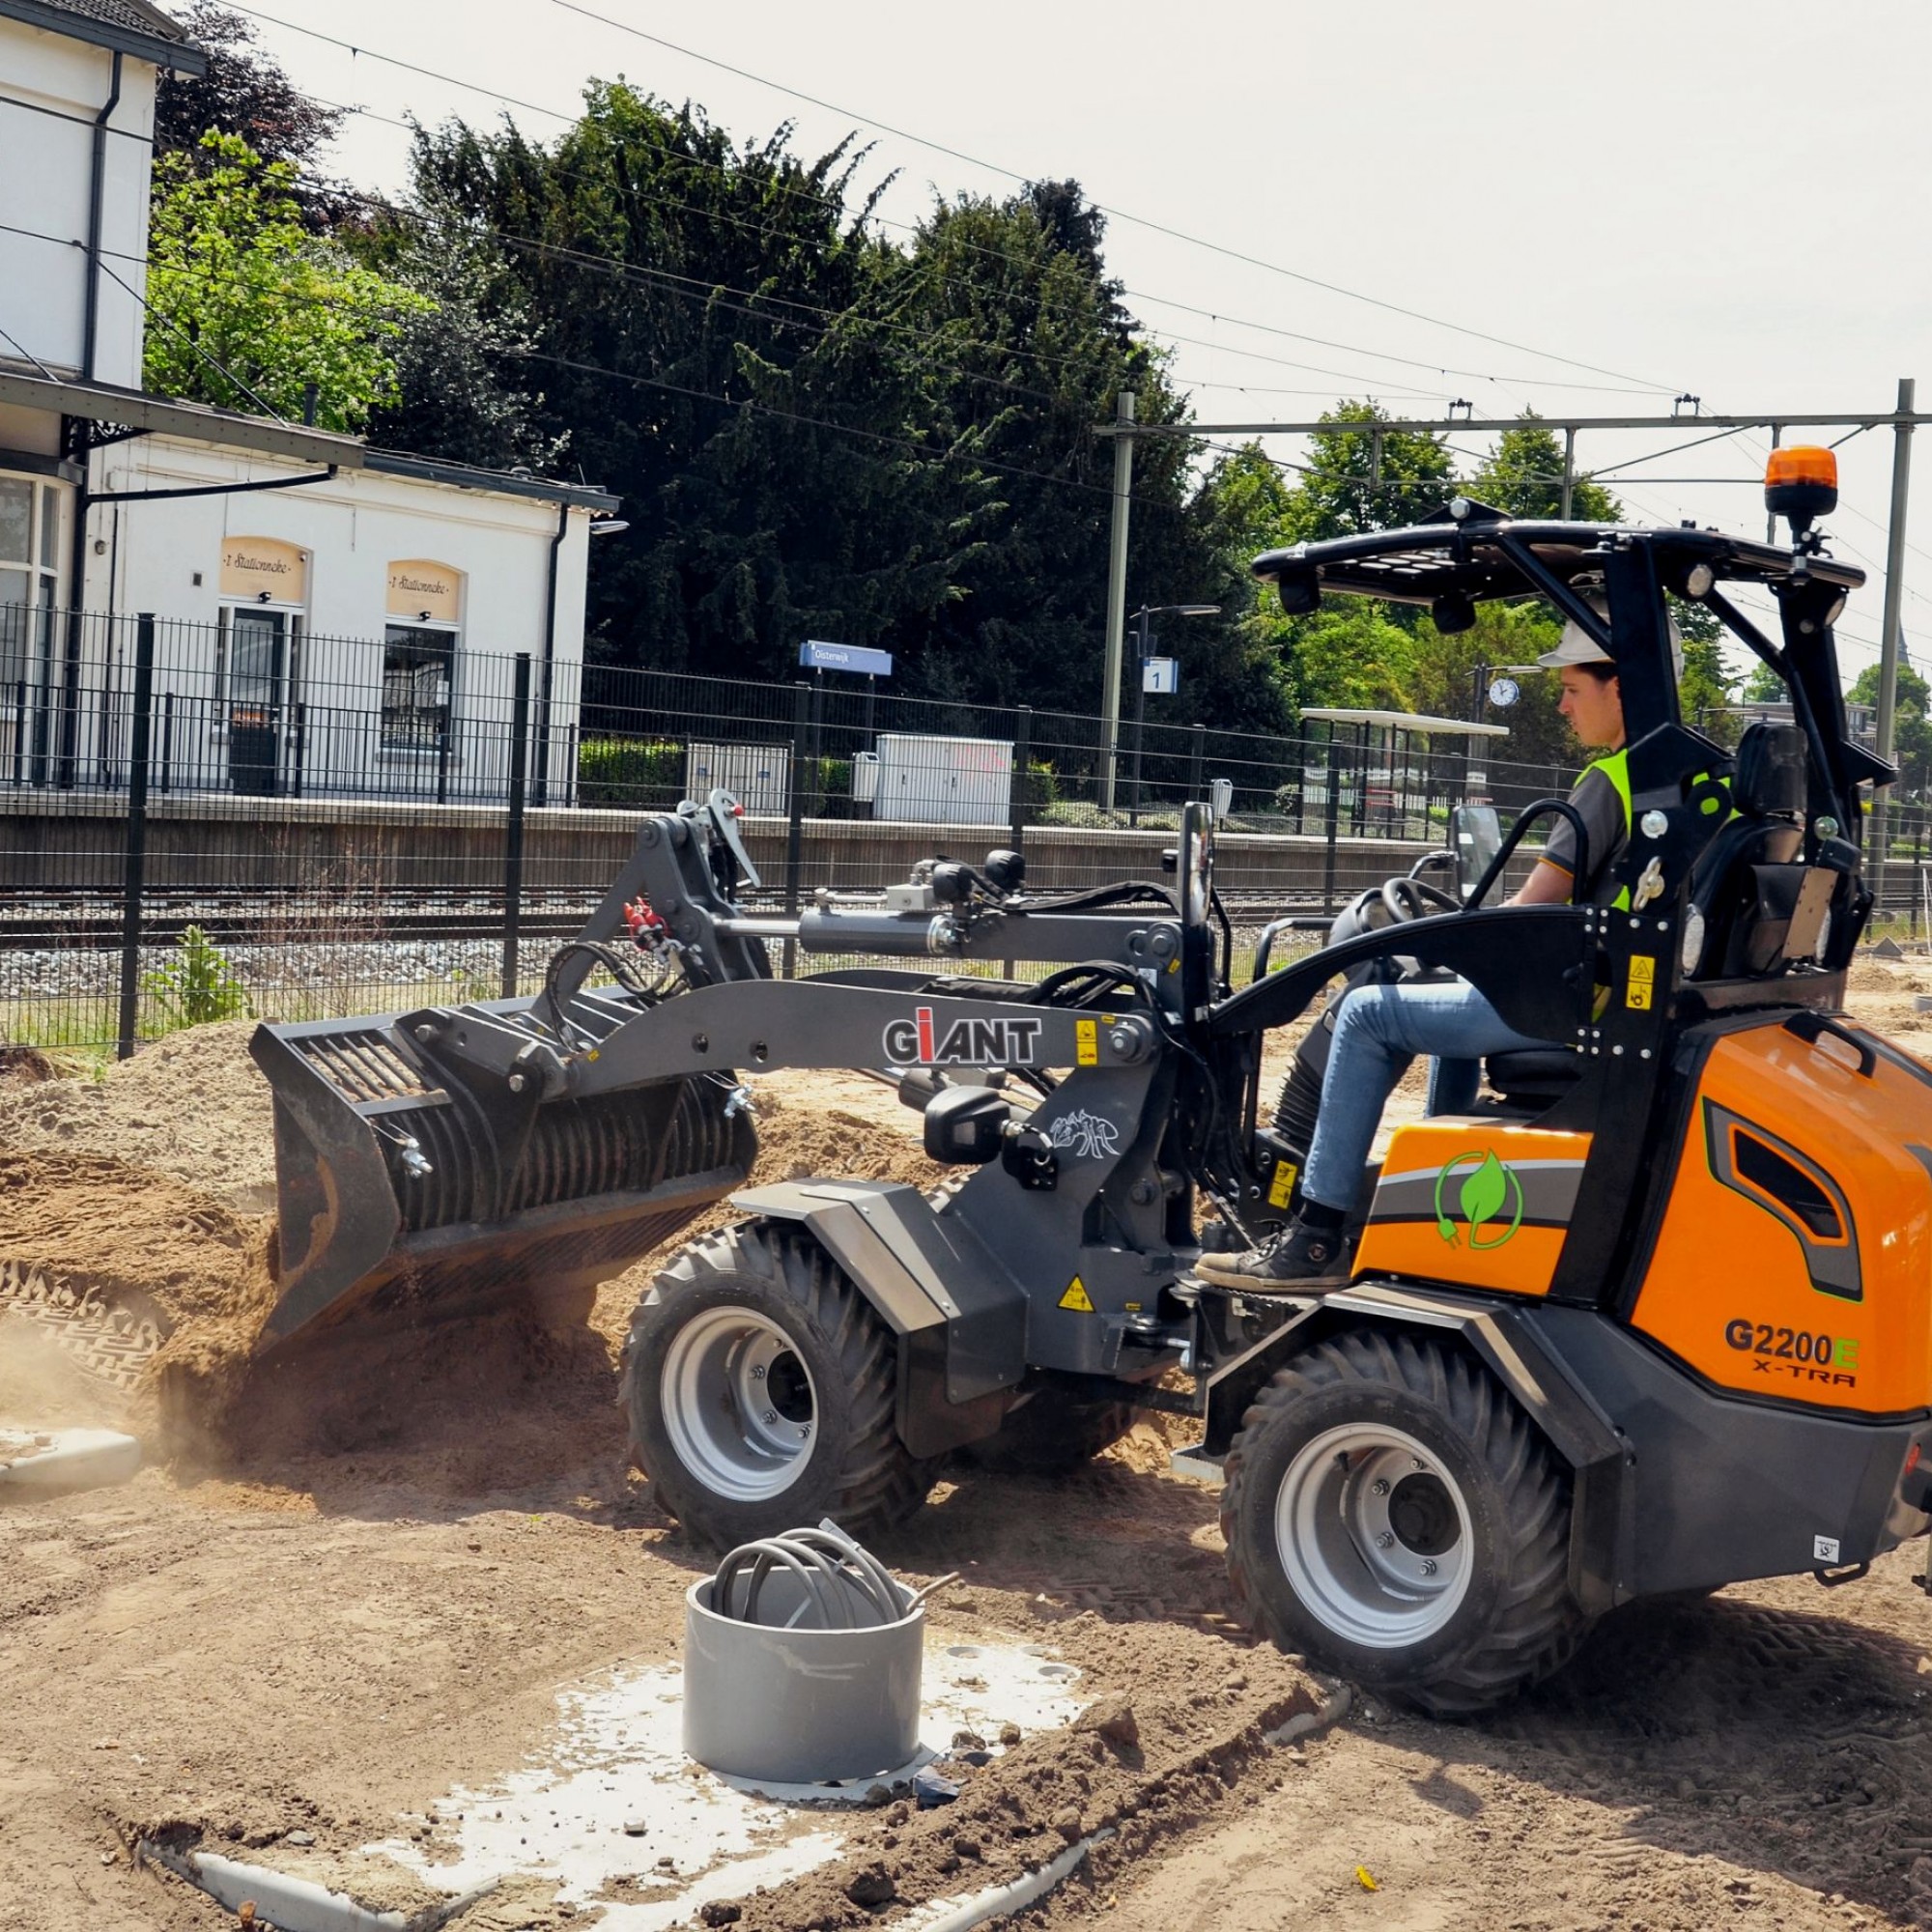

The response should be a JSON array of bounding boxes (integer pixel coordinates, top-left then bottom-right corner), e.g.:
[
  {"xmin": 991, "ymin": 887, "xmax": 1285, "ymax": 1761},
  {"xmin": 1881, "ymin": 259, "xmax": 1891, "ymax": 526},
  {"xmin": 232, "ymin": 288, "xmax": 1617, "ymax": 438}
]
[
  {"xmin": 1537, "ymin": 617, "xmax": 1614, "ymax": 669},
  {"xmin": 1536, "ymin": 597, "xmax": 1683, "ymax": 677}
]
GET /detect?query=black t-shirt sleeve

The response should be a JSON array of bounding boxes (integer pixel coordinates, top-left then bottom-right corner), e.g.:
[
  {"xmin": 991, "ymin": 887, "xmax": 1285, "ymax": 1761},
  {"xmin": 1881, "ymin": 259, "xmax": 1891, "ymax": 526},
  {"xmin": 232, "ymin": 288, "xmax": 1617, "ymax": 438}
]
[{"xmin": 1539, "ymin": 766, "xmax": 1625, "ymax": 894}]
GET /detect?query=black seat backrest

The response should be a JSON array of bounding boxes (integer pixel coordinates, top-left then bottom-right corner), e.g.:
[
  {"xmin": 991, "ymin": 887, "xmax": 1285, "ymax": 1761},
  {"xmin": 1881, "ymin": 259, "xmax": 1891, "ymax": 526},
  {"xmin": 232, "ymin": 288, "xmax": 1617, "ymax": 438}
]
[
  {"xmin": 1688, "ymin": 722, "xmax": 1827, "ymax": 979},
  {"xmin": 1732, "ymin": 720, "xmax": 1807, "ymax": 817}
]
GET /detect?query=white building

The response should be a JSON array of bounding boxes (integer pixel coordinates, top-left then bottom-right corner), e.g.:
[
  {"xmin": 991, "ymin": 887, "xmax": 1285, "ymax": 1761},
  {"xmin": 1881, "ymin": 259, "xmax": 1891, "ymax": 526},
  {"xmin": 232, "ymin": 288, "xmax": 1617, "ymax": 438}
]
[{"xmin": 0, "ymin": 0, "xmax": 614, "ymax": 801}]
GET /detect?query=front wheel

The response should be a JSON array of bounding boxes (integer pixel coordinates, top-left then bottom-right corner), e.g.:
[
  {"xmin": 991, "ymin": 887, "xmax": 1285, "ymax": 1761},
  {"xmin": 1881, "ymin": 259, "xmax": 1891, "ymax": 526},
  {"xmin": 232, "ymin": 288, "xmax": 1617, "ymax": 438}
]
[
  {"xmin": 1221, "ymin": 1329, "xmax": 1591, "ymax": 1715},
  {"xmin": 621, "ymin": 1222, "xmax": 935, "ymax": 1548}
]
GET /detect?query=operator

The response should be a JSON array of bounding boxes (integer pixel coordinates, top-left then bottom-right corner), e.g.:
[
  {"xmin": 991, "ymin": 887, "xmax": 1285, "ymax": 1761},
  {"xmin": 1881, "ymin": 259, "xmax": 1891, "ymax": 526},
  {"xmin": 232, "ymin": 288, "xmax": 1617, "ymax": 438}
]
[{"xmin": 1197, "ymin": 615, "xmax": 1632, "ymax": 1289}]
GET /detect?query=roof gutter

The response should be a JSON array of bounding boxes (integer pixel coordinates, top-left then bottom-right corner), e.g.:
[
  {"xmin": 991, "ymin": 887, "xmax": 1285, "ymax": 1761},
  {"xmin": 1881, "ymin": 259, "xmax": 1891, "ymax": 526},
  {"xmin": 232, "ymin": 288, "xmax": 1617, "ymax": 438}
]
[
  {"xmin": 0, "ymin": 372, "xmax": 620, "ymax": 510},
  {"xmin": 80, "ymin": 49, "xmax": 121, "ymax": 381},
  {"xmin": 0, "ymin": 0, "xmax": 207, "ymax": 71},
  {"xmin": 534, "ymin": 499, "xmax": 569, "ymax": 806}
]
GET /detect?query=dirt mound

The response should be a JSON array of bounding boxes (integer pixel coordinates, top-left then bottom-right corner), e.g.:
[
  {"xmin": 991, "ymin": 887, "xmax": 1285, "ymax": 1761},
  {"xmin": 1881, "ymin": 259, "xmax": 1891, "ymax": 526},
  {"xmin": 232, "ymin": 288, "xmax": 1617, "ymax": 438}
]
[
  {"xmin": 0, "ymin": 1146, "xmax": 276, "ymax": 1449},
  {"xmin": 1844, "ymin": 953, "xmax": 1932, "ymax": 1047},
  {"xmin": 153, "ymin": 1076, "xmax": 947, "ymax": 1468},
  {"xmin": 0, "ymin": 1021, "xmax": 274, "ymax": 1208},
  {"xmin": 0, "ymin": 1148, "xmax": 270, "ymax": 1326},
  {"xmin": 0, "ymin": 1044, "xmax": 63, "ymax": 1088},
  {"xmin": 0, "ymin": 1035, "xmax": 942, "ymax": 1462},
  {"xmin": 702, "ymin": 1657, "xmax": 1321, "ymax": 1932}
]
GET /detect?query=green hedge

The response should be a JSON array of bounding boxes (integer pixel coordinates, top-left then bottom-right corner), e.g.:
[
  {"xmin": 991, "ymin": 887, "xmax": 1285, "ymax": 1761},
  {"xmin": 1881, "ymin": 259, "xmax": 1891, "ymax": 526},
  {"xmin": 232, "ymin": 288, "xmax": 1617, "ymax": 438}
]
[{"xmin": 578, "ymin": 738, "xmax": 685, "ymax": 808}]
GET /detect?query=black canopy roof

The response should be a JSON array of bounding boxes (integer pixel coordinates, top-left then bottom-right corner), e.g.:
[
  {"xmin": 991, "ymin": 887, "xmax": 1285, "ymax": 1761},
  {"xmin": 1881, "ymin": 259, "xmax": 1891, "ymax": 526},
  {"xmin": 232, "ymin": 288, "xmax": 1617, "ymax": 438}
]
[{"xmin": 1252, "ymin": 504, "xmax": 1864, "ymax": 609}]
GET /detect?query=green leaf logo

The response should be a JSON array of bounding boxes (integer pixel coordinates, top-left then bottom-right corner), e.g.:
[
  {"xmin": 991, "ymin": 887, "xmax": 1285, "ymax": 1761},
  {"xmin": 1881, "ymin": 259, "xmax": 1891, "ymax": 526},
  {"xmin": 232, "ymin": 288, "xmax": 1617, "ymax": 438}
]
[
  {"xmin": 1460, "ymin": 1151, "xmax": 1509, "ymax": 1237},
  {"xmin": 1431, "ymin": 1150, "xmax": 1525, "ymax": 1252}
]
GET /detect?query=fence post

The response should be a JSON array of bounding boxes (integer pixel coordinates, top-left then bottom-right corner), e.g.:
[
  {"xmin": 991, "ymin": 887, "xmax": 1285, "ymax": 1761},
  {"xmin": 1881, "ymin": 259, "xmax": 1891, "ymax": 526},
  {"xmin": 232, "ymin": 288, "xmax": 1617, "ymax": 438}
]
[
  {"xmin": 783, "ymin": 680, "xmax": 809, "ymax": 980},
  {"xmin": 1322, "ymin": 726, "xmax": 1341, "ymax": 914},
  {"xmin": 1188, "ymin": 721, "xmax": 1205, "ymax": 804},
  {"xmin": 116, "ymin": 614, "xmax": 156, "ymax": 1061},
  {"xmin": 1009, "ymin": 705, "xmax": 1032, "ymax": 853},
  {"xmin": 501, "ymin": 652, "xmax": 531, "ymax": 999}
]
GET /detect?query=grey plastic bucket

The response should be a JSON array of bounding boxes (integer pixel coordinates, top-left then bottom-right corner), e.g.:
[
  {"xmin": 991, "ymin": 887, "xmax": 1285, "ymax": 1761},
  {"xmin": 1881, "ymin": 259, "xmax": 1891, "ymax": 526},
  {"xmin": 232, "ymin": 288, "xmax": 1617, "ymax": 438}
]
[{"xmin": 682, "ymin": 1573, "xmax": 924, "ymax": 1783}]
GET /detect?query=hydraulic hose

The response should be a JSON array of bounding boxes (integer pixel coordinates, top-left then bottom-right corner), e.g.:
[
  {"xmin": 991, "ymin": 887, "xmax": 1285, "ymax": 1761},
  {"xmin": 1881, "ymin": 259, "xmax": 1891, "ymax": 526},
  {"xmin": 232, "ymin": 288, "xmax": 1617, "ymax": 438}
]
[{"xmin": 711, "ymin": 1520, "xmax": 908, "ymax": 1631}]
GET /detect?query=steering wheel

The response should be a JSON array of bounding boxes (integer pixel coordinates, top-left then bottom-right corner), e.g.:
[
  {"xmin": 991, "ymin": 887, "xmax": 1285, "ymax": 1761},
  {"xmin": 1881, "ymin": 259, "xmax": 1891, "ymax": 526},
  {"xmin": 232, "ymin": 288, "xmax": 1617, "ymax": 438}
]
[{"xmin": 1380, "ymin": 876, "xmax": 1460, "ymax": 923}]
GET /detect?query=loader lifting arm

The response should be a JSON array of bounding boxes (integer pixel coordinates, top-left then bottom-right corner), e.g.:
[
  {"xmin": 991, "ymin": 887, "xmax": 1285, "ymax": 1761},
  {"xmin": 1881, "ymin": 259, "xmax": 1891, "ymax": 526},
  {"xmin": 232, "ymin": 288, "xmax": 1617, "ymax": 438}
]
[{"xmin": 250, "ymin": 793, "xmax": 1220, "ymax": 1354}]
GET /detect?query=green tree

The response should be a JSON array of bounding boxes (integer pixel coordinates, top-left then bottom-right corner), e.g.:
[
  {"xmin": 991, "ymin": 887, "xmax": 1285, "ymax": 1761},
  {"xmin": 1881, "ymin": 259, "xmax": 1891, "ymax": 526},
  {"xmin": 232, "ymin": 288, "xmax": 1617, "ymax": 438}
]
[
  {"xmin": 1273, "ymin": 601, "xmax": 1418, "ymax": 713},
  {"xmin": 146, "ymin": 132, "xmax": 431, "ymax": 430},
  {"xmin": 1279, "ymin": 401, "xmax": 1454, "ymax": 540},
  {"xmin": 1848, "ymin": 663, "xmax": 1932, "ymax": 794},
  {"xmin": 360, "ymin": 209, "xmax": 566, "ymax": 471},
  {"xmin": 1467, "ymin": 418, "xmax": 1622, "ymax": 523},
  {"xmin": 409, "ymin": 98, "xmax": 1244, "ymax": 725},
  {"xmin": 891, "ymin": 182, "xmax": 1224, "ymax": 718},
  {"xmin": 1404, "ymin": 603, "xmax": 1577, "ymax": 769},
  {"xmin": 154, "ymin": 4, "xmax": 357, "ymax": 227},
  {"xmin": 1668, "ymin": 595, "xmax": 1739, "ymax": 739},
  {"xmin": 410, "ymin": 86, "xmax": 992, "ymax": 686},
  {"xmin": 156, "ymin": 4, "xmax": 342, "ymax": 166}
]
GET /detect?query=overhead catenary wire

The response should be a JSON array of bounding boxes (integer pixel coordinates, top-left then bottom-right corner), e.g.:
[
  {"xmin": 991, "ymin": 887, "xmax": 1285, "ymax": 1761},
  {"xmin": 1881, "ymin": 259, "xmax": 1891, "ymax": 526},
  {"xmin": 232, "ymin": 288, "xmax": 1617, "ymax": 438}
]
[
  {"xmin": 0, "ymin": 214, "xmax": 1206, "ymax": 510},
  {"xmin": 535, "ymin": 0, "xmax": 1682, "ymax": 395},
  {"xmin": 217, "ymin": 3, "xmax": 1689, "ymax": 406},
  {"xmin": 0, "ymin": 82, "xmax": 1488, "ymax": 416},
  {"xmin": 6, "ymin": 209, "xmax": 1223, "ymax": 513}
]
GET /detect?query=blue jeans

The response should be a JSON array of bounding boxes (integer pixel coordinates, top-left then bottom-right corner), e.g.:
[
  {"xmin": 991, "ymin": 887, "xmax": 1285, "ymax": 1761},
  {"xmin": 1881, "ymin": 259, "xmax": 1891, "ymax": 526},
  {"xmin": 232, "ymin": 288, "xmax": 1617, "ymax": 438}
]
[{"xmin": 1299, "ymin": 979, "xmax": 1548, "ymax": 1212}]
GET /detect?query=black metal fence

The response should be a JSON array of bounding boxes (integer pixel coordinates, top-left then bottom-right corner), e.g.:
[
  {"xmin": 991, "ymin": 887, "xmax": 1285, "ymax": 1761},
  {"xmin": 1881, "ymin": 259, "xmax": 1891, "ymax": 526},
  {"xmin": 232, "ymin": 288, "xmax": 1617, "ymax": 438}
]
[
  {"xmin": 0, "ymin": 604, "xmax": 577, "ymax": 805},
  {"xmin": 7, "ymin": 606, "xmax": 1929, "ymax": 1057}
]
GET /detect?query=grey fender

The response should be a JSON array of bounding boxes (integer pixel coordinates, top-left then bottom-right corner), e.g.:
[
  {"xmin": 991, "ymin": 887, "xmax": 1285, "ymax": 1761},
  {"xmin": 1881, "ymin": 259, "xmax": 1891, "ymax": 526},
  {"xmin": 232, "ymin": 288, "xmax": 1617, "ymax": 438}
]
[
  {"xmin": 728, "ymin": 1179, "xmax": 1028, "ymax": 1461},
  {"xmin": 1203, "ymin": 1279, "xmax": 1629, "ymax": 1616}
]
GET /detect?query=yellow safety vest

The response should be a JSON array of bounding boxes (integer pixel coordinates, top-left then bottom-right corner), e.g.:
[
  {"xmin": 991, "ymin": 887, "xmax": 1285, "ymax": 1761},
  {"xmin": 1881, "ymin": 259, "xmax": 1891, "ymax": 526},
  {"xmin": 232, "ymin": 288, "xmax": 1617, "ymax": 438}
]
[
  {"xmin": 1579, "ymin": 750, "xmax": 1634, "ymax": 911},
  {"xmin": 1579, "ymin": 747, "xmax": 1730, "ymax": 912}
]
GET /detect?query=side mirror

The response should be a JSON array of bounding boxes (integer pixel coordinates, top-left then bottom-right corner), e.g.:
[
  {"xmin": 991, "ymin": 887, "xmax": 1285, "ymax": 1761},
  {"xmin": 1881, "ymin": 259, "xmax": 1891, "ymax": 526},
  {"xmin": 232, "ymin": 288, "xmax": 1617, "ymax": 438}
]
[{"xmin": 1449, "ymin": 804, "xmax": 1502, "ymax": 902}]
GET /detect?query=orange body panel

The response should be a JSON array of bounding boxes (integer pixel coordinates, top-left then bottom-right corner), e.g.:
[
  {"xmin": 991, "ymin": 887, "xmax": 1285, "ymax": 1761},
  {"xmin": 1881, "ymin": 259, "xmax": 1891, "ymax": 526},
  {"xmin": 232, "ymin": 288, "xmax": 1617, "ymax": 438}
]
[
  {"xmin": 1354, "ymin": 1122, "xmax": 1595, "ymax": 1299},
  {"xmin": 1634, "ymin": 1021, "xmax": 1932, "ymax": 1416}
]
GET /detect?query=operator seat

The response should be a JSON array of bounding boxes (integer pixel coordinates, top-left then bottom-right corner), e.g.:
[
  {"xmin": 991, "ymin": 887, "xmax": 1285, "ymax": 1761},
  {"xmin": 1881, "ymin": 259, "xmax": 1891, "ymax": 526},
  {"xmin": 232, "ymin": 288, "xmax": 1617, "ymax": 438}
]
[
  {"xmin": 1682, "ymin": 722, "xmax": 1808, "ymax": 978},
  {"xmin": 1482, "ymin": 722, "xmax": 1814, "ymax": 1115}
]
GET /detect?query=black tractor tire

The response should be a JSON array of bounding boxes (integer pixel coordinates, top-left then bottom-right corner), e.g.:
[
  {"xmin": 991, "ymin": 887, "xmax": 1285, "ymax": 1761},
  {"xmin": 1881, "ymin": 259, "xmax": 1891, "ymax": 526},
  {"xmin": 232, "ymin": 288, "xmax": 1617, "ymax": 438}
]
[
  {"xmin": 621, "ymin": 1221, "xmax": 936, "ymax": 1549},
  {"xmin": 958, "ymin": 1393, "xmax": 1137, "ymax": 1475},
  {"xmin": 1221, "ymin": 1328, "xmax": 1591, "ymax": 1716}
]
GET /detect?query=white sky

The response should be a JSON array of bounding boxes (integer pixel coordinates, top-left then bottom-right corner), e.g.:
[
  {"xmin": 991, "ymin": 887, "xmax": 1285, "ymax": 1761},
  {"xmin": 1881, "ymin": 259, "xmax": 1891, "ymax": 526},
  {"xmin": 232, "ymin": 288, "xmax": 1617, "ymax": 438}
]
[{"xmin": 230, "ymin": 0, "xmax": 1932, "ymax": 680}]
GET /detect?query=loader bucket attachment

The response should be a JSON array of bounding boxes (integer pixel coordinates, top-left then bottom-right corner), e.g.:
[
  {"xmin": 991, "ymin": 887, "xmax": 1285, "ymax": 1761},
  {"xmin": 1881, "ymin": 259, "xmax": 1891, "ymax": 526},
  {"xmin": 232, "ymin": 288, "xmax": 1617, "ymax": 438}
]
[{"xmin": 247, "ymin": 1009, "xmax": 755, "ymax": 1353}]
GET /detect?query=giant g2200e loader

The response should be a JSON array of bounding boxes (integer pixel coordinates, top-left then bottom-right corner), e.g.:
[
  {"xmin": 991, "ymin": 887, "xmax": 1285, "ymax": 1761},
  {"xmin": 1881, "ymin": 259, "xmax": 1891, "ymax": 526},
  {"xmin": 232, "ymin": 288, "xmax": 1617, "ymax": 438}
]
[{"xmin": 254, "ymin": 448, "xmax": 1932, "ymax": 1712}]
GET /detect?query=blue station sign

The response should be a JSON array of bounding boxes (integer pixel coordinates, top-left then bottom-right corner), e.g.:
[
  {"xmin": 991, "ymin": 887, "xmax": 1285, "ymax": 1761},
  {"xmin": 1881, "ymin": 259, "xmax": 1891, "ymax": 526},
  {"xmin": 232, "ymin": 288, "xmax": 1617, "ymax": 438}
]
[{"xmin": 799, "ymin": 639, "xmax": 895, "ymax": 677}]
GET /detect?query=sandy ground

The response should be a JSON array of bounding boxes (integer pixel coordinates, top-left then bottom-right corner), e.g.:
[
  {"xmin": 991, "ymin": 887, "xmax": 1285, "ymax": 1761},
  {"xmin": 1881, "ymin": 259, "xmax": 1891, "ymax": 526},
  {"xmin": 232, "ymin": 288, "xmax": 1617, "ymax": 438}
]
[{"xmin": 4, "ymin": 959, "xmax": 1932, "ymax": 1928}]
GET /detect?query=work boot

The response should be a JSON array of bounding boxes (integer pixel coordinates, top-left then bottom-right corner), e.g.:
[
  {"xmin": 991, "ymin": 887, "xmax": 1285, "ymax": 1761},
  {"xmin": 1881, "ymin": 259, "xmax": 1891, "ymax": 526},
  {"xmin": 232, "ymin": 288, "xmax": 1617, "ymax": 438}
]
[{"xmin": 1193, "ymin": 1216, "xmax": 1350, "ymax": 1290}]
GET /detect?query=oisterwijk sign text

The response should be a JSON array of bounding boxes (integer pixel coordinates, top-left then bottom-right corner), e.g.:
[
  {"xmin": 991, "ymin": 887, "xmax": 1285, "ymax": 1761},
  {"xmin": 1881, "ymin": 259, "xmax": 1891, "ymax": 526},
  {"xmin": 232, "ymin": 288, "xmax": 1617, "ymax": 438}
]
[{"xmin": 800, "ymin": 640, "xmax": 895, "ymax": 677}]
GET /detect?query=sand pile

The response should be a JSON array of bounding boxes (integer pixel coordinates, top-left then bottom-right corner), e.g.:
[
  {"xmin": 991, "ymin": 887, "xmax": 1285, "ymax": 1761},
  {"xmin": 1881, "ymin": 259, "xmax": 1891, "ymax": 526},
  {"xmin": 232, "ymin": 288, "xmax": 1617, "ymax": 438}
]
[
  {"xmin": 0, "ymin": 1022, "xmax": 274, "ymax": 1209},
  {"xmin": 0, "ymin": 1148, "xmax": 271, "ymax": 1324},
  {"xmin": 700, "ymin": 1655, "xmax": 1320, "ymax": 1932},
  {"xmin": 1844, "ymin": 954, "xmax": 1932, "ymax": 1048},
  {"xmin": 0, "ymin": 1146, "xmax": 277, "ymax": 1447}
]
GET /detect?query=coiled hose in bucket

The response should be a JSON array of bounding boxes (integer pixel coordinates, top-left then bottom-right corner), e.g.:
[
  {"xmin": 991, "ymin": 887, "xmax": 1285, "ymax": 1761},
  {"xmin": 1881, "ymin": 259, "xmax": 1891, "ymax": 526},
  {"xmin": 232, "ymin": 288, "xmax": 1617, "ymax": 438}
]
[{"xmin": 712, "ymin": 1520, "xmax": 954, "ymax": 1631}]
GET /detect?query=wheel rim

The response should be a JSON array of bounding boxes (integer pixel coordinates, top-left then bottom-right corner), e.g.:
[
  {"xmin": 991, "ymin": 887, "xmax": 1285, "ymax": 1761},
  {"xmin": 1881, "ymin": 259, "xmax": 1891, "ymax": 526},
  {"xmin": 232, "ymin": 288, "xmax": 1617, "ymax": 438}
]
[
  {"xmin": 1273, "ymin": 1422, "xmax": 1473, "ymax": 1648},
  {"xmin": 660, "ymin": 1304, "xmax": 819, "ymax": 1502}
]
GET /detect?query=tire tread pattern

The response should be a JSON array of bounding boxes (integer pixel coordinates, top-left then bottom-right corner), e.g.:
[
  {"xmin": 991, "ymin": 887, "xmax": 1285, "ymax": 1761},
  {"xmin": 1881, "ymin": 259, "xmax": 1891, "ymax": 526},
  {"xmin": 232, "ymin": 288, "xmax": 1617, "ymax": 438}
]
[
  {"xmin": 620, "ymin": 1221, "xmax": 933, "ymax": 1545},
  {"xmin": 1222, "ymin": 1328, "xmax": 1589, "ymax": 1716}
]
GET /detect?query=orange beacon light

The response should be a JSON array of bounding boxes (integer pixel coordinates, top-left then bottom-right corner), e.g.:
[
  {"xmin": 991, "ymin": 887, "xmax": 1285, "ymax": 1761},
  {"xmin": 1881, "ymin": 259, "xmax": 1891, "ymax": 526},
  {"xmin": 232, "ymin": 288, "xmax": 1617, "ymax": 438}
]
[{"xmin": 1765, "ymin": 445, "xmax": 1839, "ymax": 535}]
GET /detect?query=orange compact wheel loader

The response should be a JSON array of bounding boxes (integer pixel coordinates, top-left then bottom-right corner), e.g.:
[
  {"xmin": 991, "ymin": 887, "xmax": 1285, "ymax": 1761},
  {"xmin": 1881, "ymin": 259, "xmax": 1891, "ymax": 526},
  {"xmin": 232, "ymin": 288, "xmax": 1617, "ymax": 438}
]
[{"xmin": 249, "ymin": 449, "xmax": 1932, "ymax": 1714}]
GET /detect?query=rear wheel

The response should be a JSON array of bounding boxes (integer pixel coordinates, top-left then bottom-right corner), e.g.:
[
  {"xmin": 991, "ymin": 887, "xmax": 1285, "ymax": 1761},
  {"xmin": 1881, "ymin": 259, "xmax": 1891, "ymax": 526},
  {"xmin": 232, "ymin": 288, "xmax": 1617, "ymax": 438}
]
[
  {"xmin": 1222, "ymin": 1329, "xmax": 1590, "ymax": 1715},
  {"xmin": 621, "ymin": 1222, "xmax": 934, "ymax": 1548}
]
